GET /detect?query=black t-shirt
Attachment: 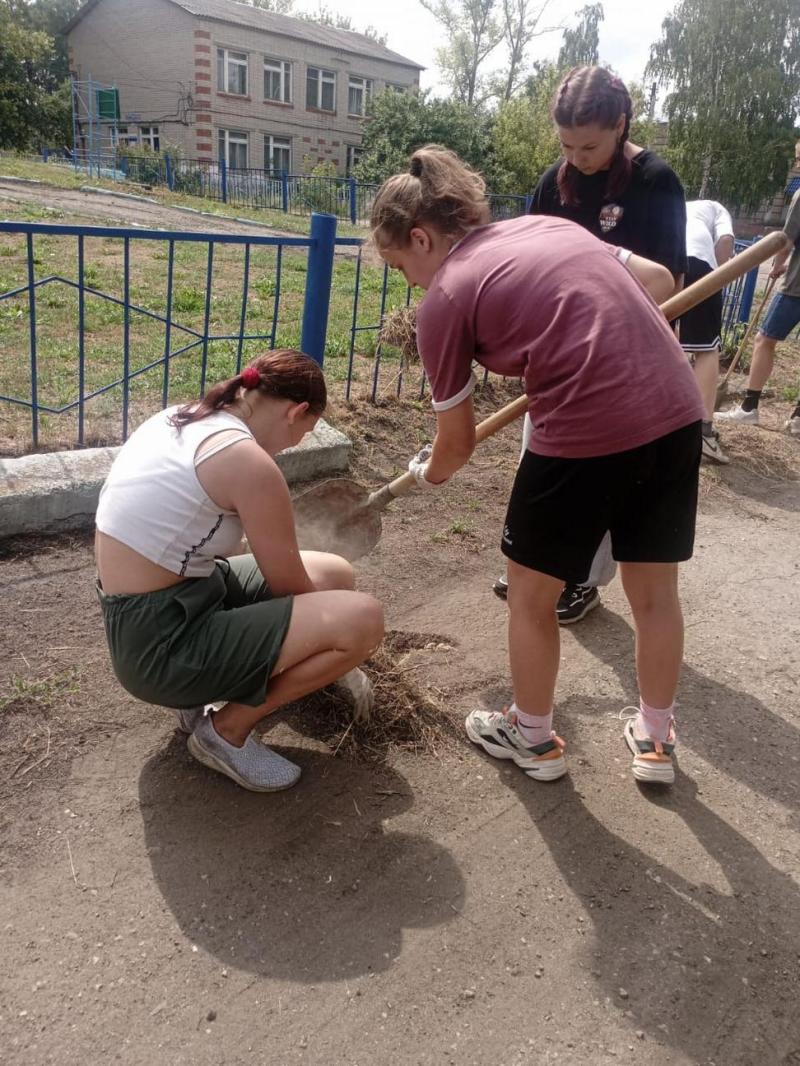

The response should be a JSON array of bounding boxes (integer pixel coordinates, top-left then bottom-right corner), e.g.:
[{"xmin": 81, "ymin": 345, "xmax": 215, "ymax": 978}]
[{"xmin": 530, "ymin": 150, "xmax": 687, "ymax": 279}]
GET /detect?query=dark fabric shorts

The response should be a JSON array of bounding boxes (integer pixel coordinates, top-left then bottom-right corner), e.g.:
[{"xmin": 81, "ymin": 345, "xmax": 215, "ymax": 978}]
[
  {"xmin": 680, "ymin": 257, "xmax": 723, "ymax": 351},
  {"xmin": 501, "ymin": 422, "xmax": 702, "ymax": 584},
  {"xmin": 759, "ymin": 292, "xmax": 800, "ymax": 341},
  {"xmin": 97, "ymin": 554, "xmax": 294, "ymax": 709}
]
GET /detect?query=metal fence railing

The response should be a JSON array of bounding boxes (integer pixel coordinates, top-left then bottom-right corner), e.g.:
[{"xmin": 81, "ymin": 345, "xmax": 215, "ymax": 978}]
[
  {"xmin": 0, "ymin": 214, "xmax": 769, "ymax": 455},
  {"xmin": 33, "ymin": 148, "xmax": 530, "ymax": 226},
  {"xmin": 0, "ymin": 214, "xmax": 350, "ymax": 450}
]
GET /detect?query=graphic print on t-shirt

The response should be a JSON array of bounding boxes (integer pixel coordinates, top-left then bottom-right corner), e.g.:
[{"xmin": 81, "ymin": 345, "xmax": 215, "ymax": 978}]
[{"xmin": 599, "ymin": 203, "xmax": 624, "ymax": 233}]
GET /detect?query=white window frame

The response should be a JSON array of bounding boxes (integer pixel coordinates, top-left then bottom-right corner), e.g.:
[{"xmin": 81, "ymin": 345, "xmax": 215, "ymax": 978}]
[
  {"xmin": 306, "ymin": 66, "xmax": 336, "ymax": 112},
  {"xmin": 348, "ymin": 75, "xmax": 372, "ymax": 117},
  {"xmin": 387, "ymin": 82, "xmax": 407, "ymax": 93},
  {"xmin": 265, "ymin": 134, "xmax": 291, "ymax": 173},
  {"xmin": 264, "ymin": 57, "xmax": 292, "ymax": 104},
  {"xmin": 346, "ymin": 144, "xmax": 363, "ymax": 175},
  {"xmin": 218, "ymin": 128, "xmax": 249, "ymax": 169},
  {"xmin": 138, "ymin": 125, "xmax": 160, "ymax": 151},
  {"xmin": 217, "ymin": 47, "xmax": 248, "ymax": 96}
]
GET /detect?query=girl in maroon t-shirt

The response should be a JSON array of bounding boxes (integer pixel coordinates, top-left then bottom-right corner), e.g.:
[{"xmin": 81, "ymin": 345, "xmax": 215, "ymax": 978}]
[
  {"xmin": 517, "ymin": 65, "xmax": 688, "ymax": 623},
  {"xmin": 371, "ymin": 145, "xmax": 704, "ymax": 787}
]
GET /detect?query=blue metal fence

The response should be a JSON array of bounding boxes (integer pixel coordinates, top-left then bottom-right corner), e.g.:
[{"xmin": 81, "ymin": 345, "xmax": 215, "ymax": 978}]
[
  {"xmin": 0, "ymin": 216, "xmax": 770, "ymax": 454},
  {"xmin": 36, "ymin": 148, "xmax": 530, "ymax": 226},
  {"xmin": 0, "ymin": 215, "xmax": 349, "ymax": 449}
]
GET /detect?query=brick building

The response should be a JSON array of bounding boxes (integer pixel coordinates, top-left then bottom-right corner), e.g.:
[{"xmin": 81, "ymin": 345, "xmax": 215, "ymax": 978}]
[{"xmin": 65, "ymin": 0, "xmax": 423, "ymax": 174}]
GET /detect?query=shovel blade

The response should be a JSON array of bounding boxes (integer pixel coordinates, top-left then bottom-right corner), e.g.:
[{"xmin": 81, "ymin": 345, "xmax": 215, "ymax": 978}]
[{"xmin": 292, "ymin": 478, "xmax": 382, "ymax": 562}]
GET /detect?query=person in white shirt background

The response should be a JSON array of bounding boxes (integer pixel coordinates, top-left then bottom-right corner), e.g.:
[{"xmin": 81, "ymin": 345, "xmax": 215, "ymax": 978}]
[{"xmin": 678, "ymin": 199, "xmax": 735, "ymax": 464}]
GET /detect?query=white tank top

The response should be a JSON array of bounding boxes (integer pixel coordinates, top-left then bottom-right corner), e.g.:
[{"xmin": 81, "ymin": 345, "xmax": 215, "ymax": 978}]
[{"xmin": 96, "ymin": 407, "xmax": 254, "ymax": 578}]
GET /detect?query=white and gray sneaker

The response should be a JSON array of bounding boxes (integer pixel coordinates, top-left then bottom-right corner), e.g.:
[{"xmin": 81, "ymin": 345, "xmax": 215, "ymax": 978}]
[
  {"xmin": 465, "ymin": 708, "xmax": 567, "ymax": 781},
  {"xmin": 701, "ymin": 432, "xmax": 729, "ymax": 464},
  {"xmin": 715, "ymin": 404, "xmax": 759, "ymax": 425},
  {"xmin": 187, "ymin": 713, "xmax": 301, "ymax": 792},
  {"xmin": 785, "ymin": 415, "xmax": 800, "ymax": 437}
]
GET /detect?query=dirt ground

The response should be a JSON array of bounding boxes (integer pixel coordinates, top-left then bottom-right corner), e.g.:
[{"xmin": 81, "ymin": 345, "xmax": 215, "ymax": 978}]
[
  {"xmin": 2, "ymin": 182, "xmax": 800, "ymax": 1066},
  {"xmin": 1, "ymin": 381, "xmax": 799, "ymax": 1066}
]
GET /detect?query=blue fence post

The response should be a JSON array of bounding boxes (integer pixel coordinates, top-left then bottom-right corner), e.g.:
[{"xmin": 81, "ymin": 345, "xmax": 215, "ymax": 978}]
[
  {"xmin": 349, "ymin": 176, "xmax": 357, "ymax": 225},
  {"xmin": 738, "ymin": 263, "xmax": 759, "ymax": 324},
  {"xmin": 165, "ymin": 153, "xmax": 174, "ymax": 191},
  {"xmin": 220, "ymin": 158, "xmax": 228, "ymax": 203},
  {"xmin": 281, "ymin": 170, "xmax": 289, "ymax": 213},
  {"xmin": 301, "ymin": 212, "xmax": 337, "ymax": 366}
]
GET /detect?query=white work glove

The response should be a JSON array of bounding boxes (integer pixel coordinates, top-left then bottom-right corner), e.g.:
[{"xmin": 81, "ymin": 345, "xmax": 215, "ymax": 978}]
[
  {"xmin": 335, "ymin": 667, "xmax": 374, "ymax": 723},
  {"xmin": 407, "ymin": 443, "xmax": 448, "ymax": 489}
]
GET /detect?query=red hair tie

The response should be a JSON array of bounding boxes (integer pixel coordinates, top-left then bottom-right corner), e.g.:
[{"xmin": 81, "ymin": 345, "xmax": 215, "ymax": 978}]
[{"xmin": 241, "ymin": 367, "xmax": 260, "ymax": 389}]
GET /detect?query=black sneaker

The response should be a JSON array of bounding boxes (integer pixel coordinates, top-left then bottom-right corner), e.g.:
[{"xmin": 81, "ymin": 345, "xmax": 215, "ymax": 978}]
[
  {"xmin": 556, "ymin": 583, "xmax": 600, "ymax": 625},
  {"xmin": 492, "ymin": 575, "xmax": 509, "ymax": 600}
]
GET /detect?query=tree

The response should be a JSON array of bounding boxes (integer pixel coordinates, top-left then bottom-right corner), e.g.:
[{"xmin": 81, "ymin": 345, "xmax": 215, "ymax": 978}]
[
  {"xmin": 246, "ymin": 0, "xmax": 295, "ymax": 10},
  {"xmin": 297, "ymin": 4, "xmax": 388, "ymax": 45},
  {"xmin": 647, "ymin": 0, "xmax": 800, "ymax": 209},
  {"xmin": 421, "ymin": 0, "xmax": 504, "ymax": 106},
  {"xmin": 558, "ymin": 2, "xmax": 603, "ymax": 69},
  {"xmin": 492, "ymin": 61, "xmax": 561, "ymax": 191},
  {"xmin": 495, "ymin": 0, "xmax": 560, "ymax": 102},
  {"xmin": 0, "ymin": 0, "xmax": 72, "ymax": 150},
  {"xmin": 354, "ymin": 87, "xmax": 493, "ymax": 184}
]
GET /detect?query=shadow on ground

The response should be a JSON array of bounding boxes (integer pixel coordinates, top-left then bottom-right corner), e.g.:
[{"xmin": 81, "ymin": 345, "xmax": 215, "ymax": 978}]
[
  {"xmin": 475, "ymin": 607, "xmax": 800, "ymax": 1063},
  {"xmin": 570, "ymin": 610, "xmax": 800, "ymax": 818},
  {"xmin": 139, "ymin": 737, "xmax": 465, "ymax": 982}
]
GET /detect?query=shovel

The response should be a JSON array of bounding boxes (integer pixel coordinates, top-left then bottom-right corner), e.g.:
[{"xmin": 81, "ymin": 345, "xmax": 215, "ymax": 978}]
[
  {"xmin": 714, "ymin": 276, "xmax": 776, "ymax": 410},
  {"xmin": 294, "ymin": 230, "xmax": 788, "ymax": 562}
]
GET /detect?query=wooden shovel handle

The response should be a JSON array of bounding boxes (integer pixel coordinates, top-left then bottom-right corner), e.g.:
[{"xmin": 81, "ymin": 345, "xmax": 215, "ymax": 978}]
[
  {"xmin": 661, "ymin": 230, "xmax": 787, "ymax": 321},
  {"xmin": 372, "ymin": 229, "xmax": 790, "ymax": 508}
]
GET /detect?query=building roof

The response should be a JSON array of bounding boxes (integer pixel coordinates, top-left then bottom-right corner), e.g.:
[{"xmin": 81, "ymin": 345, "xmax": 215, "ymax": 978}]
[{"xmin": 64, "ymin": 0, "xmax": 425, "ymax": 71}]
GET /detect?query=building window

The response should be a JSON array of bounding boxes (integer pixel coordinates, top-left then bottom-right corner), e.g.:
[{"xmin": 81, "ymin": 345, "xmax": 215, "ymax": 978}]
[
  {"xmin": 218, "ymin": 128, "xmax": 248, "ymax": 169},
  {"xmin": 348, "ymin": 76, "xmax": 372, "ymax": 117},
  {"xmin": 265, "ymin": 135, "xmax": 291, "ymax": 173},
  {"xmin": 346, "ymin": 144, "xmax": 363, "ymax": 175},
  {"xmin": 139, "ymin": 125, "xmax": 160, "ymax": 151},
  {"xmin": 264, "ymin": 57, "xmax": 291, "ymax": 103},
  {"xmin": 306, "ymin": 66, "xmax": 336, "ymax": 112},
  {"xmin": 387, "ymin": 82, "xmax": 407, "ymax": 93},
  {"xmin": 217, "ymin": 47, "xmax": 248, "ymax": 96}
]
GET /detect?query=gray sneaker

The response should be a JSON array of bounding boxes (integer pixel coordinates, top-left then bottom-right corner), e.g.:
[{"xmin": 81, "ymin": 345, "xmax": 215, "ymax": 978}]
[{"xmin": 187, "ymin": 713, "xmax": 301, "ymax": 792}]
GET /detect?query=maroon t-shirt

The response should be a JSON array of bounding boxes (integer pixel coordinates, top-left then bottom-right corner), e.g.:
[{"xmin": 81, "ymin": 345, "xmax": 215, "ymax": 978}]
[{"xmin": 416, "ymin": 215, "xmax": 704, "ymax": 458}]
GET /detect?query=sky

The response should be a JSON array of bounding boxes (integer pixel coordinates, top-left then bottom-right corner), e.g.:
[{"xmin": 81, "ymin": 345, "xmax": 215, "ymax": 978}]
[{"xmin": 309, "ymin": 0, "xmax": 677, "ymax": 99}]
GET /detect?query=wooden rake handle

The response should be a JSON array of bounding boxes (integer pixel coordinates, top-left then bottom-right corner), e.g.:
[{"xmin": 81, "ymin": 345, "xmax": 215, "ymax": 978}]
[{"xmin": 370, "ymin": 229, "xmax": 790, "ymax": 509}]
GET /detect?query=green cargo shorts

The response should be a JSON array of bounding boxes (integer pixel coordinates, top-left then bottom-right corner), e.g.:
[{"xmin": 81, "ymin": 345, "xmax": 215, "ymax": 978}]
[{"xmin": 97, "ymin": 554, "xmax": 294, "ymax": 709}]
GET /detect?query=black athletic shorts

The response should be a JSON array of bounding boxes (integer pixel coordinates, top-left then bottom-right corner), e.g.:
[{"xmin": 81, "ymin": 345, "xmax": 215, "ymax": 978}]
[
  {"xmin": 679, "ymin": 257, "xmax": 723, "ymax": 351},
  {"xmin": 501, "ymin": 421, "xmax": 702, "ymax": 584}
]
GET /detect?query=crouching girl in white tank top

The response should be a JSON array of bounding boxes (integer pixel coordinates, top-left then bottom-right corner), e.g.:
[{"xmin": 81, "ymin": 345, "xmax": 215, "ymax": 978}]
[{"xmin": 95, "ymin": 349, "xmax": 384, "ymax": 792}]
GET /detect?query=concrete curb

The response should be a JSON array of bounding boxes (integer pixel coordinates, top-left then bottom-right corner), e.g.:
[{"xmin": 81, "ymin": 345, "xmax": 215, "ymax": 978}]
[{"xmin": 0, "ymin": 419, "xmax": 351, "ymax": 538}]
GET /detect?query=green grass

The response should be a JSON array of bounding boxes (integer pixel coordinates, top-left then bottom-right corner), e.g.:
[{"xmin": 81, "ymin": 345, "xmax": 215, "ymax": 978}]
[
  {"xmin": 0, "ymin": 212, "xmax": 416, "ymax": 453},
  {"xmin": 0, "ymin": 668, "xmax": 81, "ymax": 714},
  {"xmin": 0, "ymin": 153, "xmax": 366, "ymax": 238}
]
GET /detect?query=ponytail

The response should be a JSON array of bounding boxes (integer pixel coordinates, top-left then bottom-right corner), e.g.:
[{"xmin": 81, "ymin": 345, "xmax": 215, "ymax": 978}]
[
  {"xmin": 168, "ymin": 349, "xmax": 327, "ymax": 429},
  {"xmin": 371, "ymin": 144, "xmax": 490, "ymax": 248}
]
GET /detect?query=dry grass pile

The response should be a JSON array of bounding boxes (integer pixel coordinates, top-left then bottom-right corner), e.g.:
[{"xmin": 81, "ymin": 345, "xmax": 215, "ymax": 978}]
[
  {"xmin": 379, "ymin": 306, "xmax": 419, "ymax": 363},
  {"xmin": 285, "ymin": 630, "xmax": 462, "ymax": 760},
  {"xmin": 709, "ymin": 421, "xmax": 800, "ymax": 485}
]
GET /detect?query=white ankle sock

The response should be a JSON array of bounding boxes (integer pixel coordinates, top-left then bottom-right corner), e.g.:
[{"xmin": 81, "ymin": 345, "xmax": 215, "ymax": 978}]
[
  {"xmin": 511, "ymin": 703, "xmax": 553, "ymax": 746},
  {"xmin": 636, "ymin": 699, "xmax": 674, "ymax": 743}
]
